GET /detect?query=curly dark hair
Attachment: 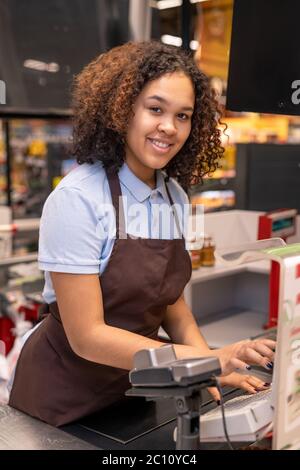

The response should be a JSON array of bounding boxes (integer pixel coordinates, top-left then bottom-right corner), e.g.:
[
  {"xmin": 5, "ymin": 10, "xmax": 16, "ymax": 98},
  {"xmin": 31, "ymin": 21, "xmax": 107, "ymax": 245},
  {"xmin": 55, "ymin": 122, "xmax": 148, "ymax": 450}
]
[{"xmin": 72, "ymin": 40, "xmax": 224, "ymax": 189}]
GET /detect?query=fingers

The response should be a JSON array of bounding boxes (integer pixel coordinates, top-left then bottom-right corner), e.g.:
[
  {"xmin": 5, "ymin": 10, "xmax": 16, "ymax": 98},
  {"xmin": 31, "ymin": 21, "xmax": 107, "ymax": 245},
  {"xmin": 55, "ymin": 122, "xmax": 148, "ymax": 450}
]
[
  {"xmin": 251, "ymin": 341, "xmax": 275, "ymax": 361},
  {"xmin": 207, "ymin": 386, "xmax": 221, "ymax": 402},
  {"xmin": 218, "ymin": 338, "xmax": 277, "ymax": 375},
  {"xmin": 235, "ymin": 339, "xmax": 275, "ymax": 370},
  {"xmin": 241, "ymin": 345, "xmax": 274, "ymax": 370},
  {"xmin": 248, "ymin": 375, "xmax": 269, "ymax": 389},
  {"xmin": 240, "ymin": 381, "xmax": 257, "ymax": 394},
  {"xmin": 259, "ymin": 339, "xmax": 276, "ymax": 351},
  {"xmin": 229, "ymin": 357, "xmax": 252, "ymax": 372},
  {"xmin": 219, "ymin": 371, "xmax": 271, "ymax": 394},
  {"xmin": 240, "ymin": 375, "xmax": 270, "ymax": 394}
]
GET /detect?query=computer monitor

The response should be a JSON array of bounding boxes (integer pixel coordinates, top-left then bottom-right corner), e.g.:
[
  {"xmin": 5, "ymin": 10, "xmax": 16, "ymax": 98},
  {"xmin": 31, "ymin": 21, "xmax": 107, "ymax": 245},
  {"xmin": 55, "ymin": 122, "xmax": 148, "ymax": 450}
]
[
  {"xmin": 235, "ymin": 144, "xmax": 300, "ymax": 212},
  {"xmin": 226, "ymin": 0, "xmax": 300, "ymax": 116},
  {"xmin": 0, "ymin": 0, "xmax": 130, "ymax": 116}
]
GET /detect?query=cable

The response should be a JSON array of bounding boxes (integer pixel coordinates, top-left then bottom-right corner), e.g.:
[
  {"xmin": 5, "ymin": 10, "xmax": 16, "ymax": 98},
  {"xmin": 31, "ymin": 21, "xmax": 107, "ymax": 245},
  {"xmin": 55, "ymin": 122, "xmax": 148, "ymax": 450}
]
[{"xmin": 212, "ymin": 375, "xmax": 234, "ymax": 450}]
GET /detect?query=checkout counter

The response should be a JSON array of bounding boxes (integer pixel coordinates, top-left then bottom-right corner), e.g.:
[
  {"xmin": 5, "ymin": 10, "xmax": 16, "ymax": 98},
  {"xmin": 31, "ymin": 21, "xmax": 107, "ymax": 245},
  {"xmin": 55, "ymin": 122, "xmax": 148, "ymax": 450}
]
[{"xmin": 0, "ymin": 377, "xmax": 272, "ymax": 450}]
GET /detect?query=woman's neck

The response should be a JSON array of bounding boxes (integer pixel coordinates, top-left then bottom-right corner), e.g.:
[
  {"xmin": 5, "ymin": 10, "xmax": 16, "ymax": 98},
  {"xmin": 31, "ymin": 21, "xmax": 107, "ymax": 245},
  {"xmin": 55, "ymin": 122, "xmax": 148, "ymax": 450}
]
[{"xmin": 125, "ymin": 159, "xmax": 156, "ymax": 189}]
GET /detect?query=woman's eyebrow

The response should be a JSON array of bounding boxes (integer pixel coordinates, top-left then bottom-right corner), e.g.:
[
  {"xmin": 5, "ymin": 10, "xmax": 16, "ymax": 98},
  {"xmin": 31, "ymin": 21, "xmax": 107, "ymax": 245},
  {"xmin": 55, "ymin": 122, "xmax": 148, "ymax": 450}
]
[{"xmin": 146, "ymin": 95, "xmax": 194, "ymax": 112}]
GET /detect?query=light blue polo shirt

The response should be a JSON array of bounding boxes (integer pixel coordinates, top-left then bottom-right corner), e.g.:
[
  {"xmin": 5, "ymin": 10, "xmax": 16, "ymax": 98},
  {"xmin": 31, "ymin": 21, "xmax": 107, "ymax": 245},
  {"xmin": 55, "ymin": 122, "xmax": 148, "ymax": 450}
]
[{"xmin": 38, "ymin": 161, "xmax": 189, "ymax": 304}]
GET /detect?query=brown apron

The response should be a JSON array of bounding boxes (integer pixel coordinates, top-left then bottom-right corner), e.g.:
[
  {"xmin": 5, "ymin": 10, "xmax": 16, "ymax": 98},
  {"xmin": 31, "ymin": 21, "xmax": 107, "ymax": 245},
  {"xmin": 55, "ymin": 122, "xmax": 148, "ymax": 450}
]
[{"xmin": 9, "ymin": 169, "xmax": 192, "ymax": 426}]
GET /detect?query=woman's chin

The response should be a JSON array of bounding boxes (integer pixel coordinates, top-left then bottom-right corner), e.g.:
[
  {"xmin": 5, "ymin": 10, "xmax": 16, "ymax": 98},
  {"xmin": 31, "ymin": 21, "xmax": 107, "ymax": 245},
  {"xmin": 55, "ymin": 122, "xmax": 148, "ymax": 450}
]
[{"xmin": 146, "ymin": 155, "xmax": 172, "ymax": 170}]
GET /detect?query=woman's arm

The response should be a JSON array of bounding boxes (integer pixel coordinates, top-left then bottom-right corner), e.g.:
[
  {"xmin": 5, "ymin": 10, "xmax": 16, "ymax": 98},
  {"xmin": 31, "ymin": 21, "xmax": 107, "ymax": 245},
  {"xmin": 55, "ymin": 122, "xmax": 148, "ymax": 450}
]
[
  {"xmin": 50, "ymin": 272, "xmax": 208, "ymax": 370},
  {"xmin": 51, "ymin": 273, "xmax": 275, "ymax": 373},
  {"xmin": 162, "ymin": 294, "xmax": 210, "ymax": 353},
  {"xmin": 162, "ymin": 293, "xmax": 276, "ymax": 375}
]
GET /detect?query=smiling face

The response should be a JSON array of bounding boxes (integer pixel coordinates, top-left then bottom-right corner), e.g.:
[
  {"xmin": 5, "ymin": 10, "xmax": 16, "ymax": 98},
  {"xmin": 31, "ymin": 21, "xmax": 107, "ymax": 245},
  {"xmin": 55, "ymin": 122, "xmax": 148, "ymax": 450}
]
[{"xmin": 124, "ymin": 71, "xmax": 195, "ymax": 187}]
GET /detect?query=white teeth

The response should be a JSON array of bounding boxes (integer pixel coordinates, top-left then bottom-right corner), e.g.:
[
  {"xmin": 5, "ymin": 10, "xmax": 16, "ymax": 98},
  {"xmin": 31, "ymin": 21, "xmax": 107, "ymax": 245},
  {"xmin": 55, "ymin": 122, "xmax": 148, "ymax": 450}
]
[{"xmin": 151, "ymin": 139, "xmax": 170, "ymax": 149}]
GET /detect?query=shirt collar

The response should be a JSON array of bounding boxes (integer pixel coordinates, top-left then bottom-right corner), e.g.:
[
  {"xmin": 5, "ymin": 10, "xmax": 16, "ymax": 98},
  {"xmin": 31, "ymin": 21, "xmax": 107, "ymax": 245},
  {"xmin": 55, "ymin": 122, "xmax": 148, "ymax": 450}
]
[
  {"xmin": 156, "ymin": 170, "xmax": 170, "ymax": 204},
  {"xmin": 118, "ymin": 163, "xmax": 170, "ymax": 204}
]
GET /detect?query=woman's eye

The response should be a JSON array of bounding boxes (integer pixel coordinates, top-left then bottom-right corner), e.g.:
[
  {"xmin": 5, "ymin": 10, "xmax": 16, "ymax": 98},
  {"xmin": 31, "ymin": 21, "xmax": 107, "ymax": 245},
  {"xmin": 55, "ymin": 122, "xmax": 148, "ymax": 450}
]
[
  {"xmin": 178, "ymin": 113, "xmax": 189, "ymax": 121},
  {"xmin": 149, "ymin": 107, "xmax": 161, "ymax": 113}
]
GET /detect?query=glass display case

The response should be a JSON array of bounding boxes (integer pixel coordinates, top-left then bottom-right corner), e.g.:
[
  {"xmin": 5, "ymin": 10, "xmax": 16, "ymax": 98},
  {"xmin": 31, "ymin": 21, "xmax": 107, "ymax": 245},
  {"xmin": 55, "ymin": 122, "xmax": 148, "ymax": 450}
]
[
  {"xmin": 9, "ymin": 118, "xmax": 73, "ymax": 219},
  {"xmin": 0, "ymin": 117, "xmax": 74, "ymax": 256}
]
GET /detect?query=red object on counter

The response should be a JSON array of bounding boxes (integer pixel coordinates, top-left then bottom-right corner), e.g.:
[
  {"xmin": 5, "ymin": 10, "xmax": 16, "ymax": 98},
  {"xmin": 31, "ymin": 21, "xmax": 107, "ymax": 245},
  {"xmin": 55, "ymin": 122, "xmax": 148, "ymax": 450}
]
[
  {"xmin": 267, "ymin": 260, "xmax": 281, "ymax": 329},
  {"xmin": 18, "ymin": 303, "xmax": 40, "ymax": 323},
  {"xmin": 258, "ymin": 209, "xmax": 296, "ymax": 240},
  {"xmin": 258, "ymin": 208, "xmax": 297, "ymax": 329},
  {"xmin": 0, "ymin": 317, "xmax": 15, "ymax": 355},
  {"xmin": 0, "ymin": 303, "xmax": 40, "ymax": 356}
]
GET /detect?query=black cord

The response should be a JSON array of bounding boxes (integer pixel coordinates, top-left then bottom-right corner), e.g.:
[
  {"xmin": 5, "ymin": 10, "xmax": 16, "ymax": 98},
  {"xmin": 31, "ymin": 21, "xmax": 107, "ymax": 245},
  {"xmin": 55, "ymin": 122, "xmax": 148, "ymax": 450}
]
[{"xmin": 212, "ymin": 376, "xmax": 234, "ymax": 450}]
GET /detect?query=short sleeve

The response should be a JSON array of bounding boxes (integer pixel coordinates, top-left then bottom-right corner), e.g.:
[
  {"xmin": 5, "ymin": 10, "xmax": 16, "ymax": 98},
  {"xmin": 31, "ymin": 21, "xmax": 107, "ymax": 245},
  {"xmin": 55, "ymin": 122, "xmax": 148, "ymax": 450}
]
[{"xmin": 38, "ymin": 187, "xmax": 104, "ymax": 274}]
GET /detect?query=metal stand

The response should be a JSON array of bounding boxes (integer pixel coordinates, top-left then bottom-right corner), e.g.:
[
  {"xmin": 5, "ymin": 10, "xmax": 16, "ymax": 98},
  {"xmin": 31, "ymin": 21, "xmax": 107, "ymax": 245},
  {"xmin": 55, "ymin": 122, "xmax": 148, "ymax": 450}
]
[
  {"xmin": 175, "ymin": 390, "xmax": 202, "ymax": 450},
  {"xmin": 126, "ymin": 379, "xmax": 214, "ymax": 450}
]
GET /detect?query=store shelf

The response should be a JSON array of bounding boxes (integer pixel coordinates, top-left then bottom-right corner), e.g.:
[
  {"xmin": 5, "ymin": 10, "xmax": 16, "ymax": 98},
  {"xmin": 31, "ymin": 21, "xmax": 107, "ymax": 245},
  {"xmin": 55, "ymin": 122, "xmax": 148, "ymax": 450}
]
[
  {"xmin": 205, "ymin": 170, "xmax": 236, "ymax": 179},
  {"xmin": 190, "ymin": 177, "xmax": 236, "ymax": 193},
  {"xmin": 199, "ymin": 309, "xmax": 268, "ymax": 348},
  {"xmin": 13, "ymin": 218, "xmax": 39, "ymax": 231},
  {"xmin": 159, "ymin": 309, "xmax": 268, "ymax": 348},
  {"xmin": 159, "ymin": 259, "xmax": 271, "ymax": 347},
  {"xmin": 0, "ymin": 252, "xmax": 37, "ymax": 266},
  {"xmin": 189, "ymin": 259, "xmax": 270, "ymax": 283},
  {"xmin": 0, "ymin": 218, "xmax": 40, "ymax": 233}
]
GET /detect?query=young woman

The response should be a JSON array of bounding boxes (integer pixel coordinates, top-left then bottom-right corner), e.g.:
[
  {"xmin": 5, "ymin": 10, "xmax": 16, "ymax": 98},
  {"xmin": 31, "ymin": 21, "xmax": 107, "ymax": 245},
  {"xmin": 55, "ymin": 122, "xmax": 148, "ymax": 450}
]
[{"xmin": 9, "ymin": 41, "xmax": 275, "ymax": 426}]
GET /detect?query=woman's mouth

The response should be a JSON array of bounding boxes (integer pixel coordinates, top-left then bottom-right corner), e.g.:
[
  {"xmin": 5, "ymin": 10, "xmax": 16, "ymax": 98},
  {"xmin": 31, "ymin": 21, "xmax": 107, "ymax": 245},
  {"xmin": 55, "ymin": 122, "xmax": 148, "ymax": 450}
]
[{"xmin": 147, "ymin": 138, "xmax": 173, "ymax": 154}]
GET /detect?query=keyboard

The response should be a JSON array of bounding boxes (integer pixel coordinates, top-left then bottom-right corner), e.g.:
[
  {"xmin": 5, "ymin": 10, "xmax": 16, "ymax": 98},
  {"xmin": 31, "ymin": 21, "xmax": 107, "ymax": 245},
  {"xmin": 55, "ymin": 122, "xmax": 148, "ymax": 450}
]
[
  {"xmin": 212, "ymin": 388, "xmax": 272, "ymax": 413},
  {"xmin": 200, "ymin": 389, "xmax": 273, "ymax": 442}
]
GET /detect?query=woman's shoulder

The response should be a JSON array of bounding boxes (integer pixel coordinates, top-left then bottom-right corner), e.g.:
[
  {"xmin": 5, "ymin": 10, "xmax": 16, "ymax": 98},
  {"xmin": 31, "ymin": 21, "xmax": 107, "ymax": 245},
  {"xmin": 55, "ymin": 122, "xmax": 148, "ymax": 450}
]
[
  {"xmin": 38, "ymin": 161, "xmax": 111, "ymax": 275},
  {"xmin": 56, "ymin": 161, "xmax": 106, "ymax": 191},
  {"xmin": 44, "ymin": 161, "xmax": 111, "ymax": 208}
]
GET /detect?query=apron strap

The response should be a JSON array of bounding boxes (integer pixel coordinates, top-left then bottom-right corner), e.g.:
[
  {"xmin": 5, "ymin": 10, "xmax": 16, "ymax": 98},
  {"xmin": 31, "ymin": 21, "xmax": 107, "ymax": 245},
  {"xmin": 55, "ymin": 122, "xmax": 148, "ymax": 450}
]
[
  {"xmin": 105, "ymin": 169, "xmax": 126, "ymax": 239},
  {"xmin": 164, "ymin": 177, "xmax": 184, "ymax": 240},
  {"xmin": 48, "ymin": 302, "xmax": 62, "ymax": 322}
]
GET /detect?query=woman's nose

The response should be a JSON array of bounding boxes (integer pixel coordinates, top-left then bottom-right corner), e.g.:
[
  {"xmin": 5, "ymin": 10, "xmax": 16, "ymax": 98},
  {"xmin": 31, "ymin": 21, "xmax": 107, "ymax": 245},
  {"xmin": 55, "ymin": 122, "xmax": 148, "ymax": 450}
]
[{"xmin": 157, "ymin": 119, "xmax": 177, "ymax": 135}]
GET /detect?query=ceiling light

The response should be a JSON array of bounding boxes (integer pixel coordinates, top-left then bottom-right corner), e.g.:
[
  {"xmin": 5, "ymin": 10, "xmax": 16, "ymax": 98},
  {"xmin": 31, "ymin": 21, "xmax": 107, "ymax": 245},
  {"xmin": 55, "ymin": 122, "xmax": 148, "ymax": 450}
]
[
  {"xmin": 23, "ymin": 60, "xmax": 60, "ymax": 73},
  {"xmin": 150, "ymin": 0, "xmax": 182, "ymax": 10},
  {"xmin": 190, "ymin": 40, "xmax": 199, "ymax": 50},
  {"xmin": 161, "ymin": 35, "xmax": 183, "ymax": 47}
]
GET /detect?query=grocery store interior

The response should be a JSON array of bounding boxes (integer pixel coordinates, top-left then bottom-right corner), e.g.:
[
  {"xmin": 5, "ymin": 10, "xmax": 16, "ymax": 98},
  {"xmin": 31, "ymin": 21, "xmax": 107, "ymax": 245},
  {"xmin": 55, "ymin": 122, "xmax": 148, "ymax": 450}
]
[{"xmin": 0, "ymin": 0, "xmax": 300, "ymax": 451}]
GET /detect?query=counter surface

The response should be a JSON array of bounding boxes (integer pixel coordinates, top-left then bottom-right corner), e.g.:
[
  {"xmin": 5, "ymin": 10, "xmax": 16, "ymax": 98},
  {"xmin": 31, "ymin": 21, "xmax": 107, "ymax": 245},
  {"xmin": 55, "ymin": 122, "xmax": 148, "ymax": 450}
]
[
  {"xmin": 0, "ymin": 374, "xmax": 271, "ymax": 451},
  {"xmin": 0, "ymin": 405, "xmax": 97, "ymax": 450}
]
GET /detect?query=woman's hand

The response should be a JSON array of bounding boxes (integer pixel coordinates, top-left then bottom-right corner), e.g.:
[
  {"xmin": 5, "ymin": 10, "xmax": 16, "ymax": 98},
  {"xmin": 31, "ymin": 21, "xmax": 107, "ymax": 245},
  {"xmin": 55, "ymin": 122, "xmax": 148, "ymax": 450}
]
[
  {"xmin": 214, "ymin": 338, "xmax": 276, "ymax": 376},
  {"xmin": 207, "ymin": 372, "xmax": 270, "ymax": 402},
  {"xmin": 219, "ymin": 372, "xmax": 270, "ymax": 393}
]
